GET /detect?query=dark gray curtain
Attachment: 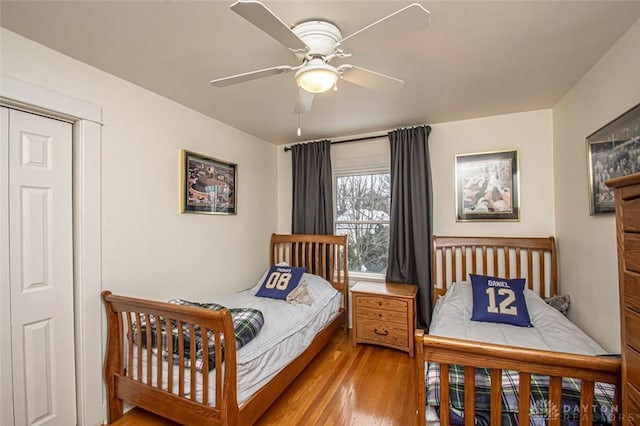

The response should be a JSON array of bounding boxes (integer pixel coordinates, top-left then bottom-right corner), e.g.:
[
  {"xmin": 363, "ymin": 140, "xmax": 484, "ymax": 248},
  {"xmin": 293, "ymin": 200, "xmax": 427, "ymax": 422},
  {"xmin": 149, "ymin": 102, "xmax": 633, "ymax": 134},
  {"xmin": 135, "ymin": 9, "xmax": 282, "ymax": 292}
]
[
  {"xmin": 291, "ymin": 140, "xmax": 334, "ymax": 234},
  {"xmin": 386, "ymin": 125, "xmax": 433, "ymax": 329}
]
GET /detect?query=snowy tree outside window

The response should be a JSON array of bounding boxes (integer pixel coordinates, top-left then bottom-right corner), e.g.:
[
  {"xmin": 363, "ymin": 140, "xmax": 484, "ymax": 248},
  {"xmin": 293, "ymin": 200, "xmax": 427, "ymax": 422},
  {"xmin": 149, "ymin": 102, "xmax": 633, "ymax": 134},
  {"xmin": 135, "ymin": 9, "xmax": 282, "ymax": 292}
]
[{"xmin": 334, "ymin": 171, "xmax": 390, "ymax": 275}]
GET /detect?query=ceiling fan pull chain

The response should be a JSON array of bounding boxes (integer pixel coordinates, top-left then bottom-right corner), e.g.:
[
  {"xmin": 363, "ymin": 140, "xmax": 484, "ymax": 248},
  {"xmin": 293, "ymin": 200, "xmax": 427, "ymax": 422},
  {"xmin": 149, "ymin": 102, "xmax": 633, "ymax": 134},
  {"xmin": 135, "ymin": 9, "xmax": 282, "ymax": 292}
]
[{"xmin": 297, "ymin": 114, "xmax": 302, "ymax": 137}]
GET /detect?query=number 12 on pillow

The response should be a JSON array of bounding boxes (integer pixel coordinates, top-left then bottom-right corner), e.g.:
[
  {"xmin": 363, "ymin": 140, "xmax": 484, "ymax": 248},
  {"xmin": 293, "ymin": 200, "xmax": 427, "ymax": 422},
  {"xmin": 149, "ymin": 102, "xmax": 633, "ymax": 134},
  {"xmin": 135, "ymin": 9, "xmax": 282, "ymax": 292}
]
[{"xmin": 486, "ymin": 287, "xmax": 518, "ymax": 316}]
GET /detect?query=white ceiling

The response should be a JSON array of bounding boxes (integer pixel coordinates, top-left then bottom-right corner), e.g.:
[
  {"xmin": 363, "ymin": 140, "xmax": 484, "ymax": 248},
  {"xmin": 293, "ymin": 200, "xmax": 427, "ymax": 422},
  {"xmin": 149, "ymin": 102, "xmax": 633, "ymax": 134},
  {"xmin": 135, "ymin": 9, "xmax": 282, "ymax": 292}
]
[{"xmin": 2, "ymin": 1, "xmax": 640, "ymax": 144}]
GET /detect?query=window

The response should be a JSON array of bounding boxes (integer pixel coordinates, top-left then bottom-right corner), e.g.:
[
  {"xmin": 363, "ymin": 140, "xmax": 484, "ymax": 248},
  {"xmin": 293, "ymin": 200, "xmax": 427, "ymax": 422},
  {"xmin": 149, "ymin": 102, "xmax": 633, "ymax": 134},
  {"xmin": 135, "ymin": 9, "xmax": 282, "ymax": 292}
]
[{"xmin": 334, "ymin": 171, "xmax": 390, "ymax": 276}]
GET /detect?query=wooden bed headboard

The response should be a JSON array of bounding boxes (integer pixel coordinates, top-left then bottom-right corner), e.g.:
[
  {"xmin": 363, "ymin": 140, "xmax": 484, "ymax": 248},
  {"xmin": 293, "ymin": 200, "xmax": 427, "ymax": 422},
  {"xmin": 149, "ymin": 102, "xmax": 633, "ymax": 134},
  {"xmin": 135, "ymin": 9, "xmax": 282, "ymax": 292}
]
[
  {"xmin": 432, "ymin": 235, "xmax": 558, "ymax": 303},
  {"xmin": 270, "ymin": 233, "xmax": 349, "ymax": 308}
]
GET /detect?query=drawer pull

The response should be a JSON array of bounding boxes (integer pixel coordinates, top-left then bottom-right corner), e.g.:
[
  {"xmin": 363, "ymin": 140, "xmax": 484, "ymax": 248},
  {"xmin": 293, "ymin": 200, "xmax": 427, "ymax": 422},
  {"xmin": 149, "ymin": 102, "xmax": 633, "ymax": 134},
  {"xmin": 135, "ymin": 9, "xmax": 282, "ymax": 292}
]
[
  {"xmin": 374, "ymin": 328, "xmax": 389, "ymax": 336},
  {"xmin": 378, "ymin": 302, "xmax": 383, "ymax": 306}
]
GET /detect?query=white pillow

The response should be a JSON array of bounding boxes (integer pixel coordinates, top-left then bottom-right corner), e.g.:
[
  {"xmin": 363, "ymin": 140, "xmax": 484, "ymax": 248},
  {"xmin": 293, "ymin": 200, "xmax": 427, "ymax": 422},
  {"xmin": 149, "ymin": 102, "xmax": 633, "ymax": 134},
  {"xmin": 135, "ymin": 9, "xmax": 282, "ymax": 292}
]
[{"xmin": 302, "ymin": 272, "xmax": 339, "ymax": 303}]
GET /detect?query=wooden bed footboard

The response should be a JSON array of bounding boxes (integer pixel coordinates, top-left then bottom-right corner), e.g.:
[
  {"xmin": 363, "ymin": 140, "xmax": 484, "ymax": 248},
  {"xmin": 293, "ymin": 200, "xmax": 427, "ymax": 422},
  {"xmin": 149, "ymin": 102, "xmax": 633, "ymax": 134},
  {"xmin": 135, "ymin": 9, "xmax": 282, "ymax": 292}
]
[
  {"xmin": 415, "ymin": 330, "xmax": 622, "ymax": 426},
  {"xmin": 103, "ymin": 291, "xmax": 240, "ymax": 425}
]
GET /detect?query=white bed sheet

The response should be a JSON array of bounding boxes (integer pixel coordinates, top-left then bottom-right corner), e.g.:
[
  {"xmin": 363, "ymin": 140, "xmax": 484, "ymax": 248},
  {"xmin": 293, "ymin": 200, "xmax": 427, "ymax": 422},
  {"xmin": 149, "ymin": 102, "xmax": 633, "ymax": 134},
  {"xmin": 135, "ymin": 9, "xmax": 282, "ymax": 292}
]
[
  {"xmin": 429, "ymin": 281, "xmax": 606, "ymax": 355},
  {"xmin": 135, "ymin": 275, "xmax": 342, "ymax": 405}
]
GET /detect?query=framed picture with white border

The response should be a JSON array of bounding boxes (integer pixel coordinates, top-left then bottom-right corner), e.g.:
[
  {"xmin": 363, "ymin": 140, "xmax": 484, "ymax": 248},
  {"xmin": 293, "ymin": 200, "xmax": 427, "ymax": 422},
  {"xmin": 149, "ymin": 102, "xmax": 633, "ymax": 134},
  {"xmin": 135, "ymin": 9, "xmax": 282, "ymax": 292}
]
[{"xmin": 455, "ymin": 150, "xmax": 520, "ymax": 222}]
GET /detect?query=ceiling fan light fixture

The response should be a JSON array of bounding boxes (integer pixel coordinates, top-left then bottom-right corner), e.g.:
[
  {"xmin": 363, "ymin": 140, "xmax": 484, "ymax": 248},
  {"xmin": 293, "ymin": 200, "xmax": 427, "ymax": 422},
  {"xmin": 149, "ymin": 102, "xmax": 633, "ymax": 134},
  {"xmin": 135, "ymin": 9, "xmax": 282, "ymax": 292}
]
[{"xmin": 295, "ymin": 59, "xmax": 339, "ymax": 94}]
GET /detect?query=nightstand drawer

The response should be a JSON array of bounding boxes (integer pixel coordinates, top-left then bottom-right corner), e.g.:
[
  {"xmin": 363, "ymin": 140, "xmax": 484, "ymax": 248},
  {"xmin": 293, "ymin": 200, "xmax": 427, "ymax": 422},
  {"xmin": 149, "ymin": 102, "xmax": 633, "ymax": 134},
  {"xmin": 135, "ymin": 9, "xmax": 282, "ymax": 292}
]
[
  {"xmin": 354, "ymin": 295, "xmax": 408, "ymax": 313},
  {"xmin": 356, "ymin": 306, "xmax": 408, "ymax": 325},
  {"xmin": 356, "ymin": 318, "xmax": 408, "ymax": 348}
]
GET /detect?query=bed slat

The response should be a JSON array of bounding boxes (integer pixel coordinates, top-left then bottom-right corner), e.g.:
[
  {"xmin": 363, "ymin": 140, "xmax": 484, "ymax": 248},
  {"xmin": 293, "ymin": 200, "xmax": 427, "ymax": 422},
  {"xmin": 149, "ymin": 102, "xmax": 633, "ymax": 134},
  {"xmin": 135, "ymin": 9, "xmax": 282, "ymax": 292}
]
[
  {"xmin": 156, "ymin": 316, "xmax": 163, "ymax": 390},
  {"xmin": 504, "ymin": 246, "xmax": 511, "ymax": 278},
  {"xmin": 215, "ymin": 331, "xmax": 222, "ymax": 408},
  {"xmin": 452, "ymin": 247, "xmax": 457, "ymax": 282},
  {"xmin": 472, "ymin": 246, "xmax": 477, "ymax": 275},
  {"xmin": 482, "ymin": 246, "xmax": 488, "ymax": 275},
  {"xmin": 126, "ymin": 313, "xmax": 134, "ymax": 378},
  {"xmin": 539, "ymin": 249, "xmax": 545, "ymax": 297},
  {"xmin": 461, "ymin": 246, "xmax": 467, "ymax": 280},
  {"xmin": 490, "ymin": 368, "xmax": 501, "ymax": 426},
  {"xmin": 189, "ymin": 323, "xmax": 197, "ymax": 401},
  {"xmin": 580, "ymin": 380, "xmax": 595, "ymax": 425},
  {"xmin": 440, "ymin": 364, "xmax": 450, "ymax": 426},
  {"xmin": 549, "ymin": 376, "xmax": 562, "ymax": 426},
  {"xmin": 135, "ymin": 312, "xmax": 143, "ymax": 382},
  {"xmin": 464, "ymin": 366, "xmax": 475, "ymax": 426},
  {"xmin": 518, "ymin": 372, "xmax": 531, "ymax": 425},
  {"xmin": 178, "ymin": 322, "xmax": 185, "ymax": 397},
  {"xmin": 167, "ymin": 317, "xmax": 173, "ymax": 394},
  {"xmin": 146, "ymin": 314, "xmax": 153, "ymax": 385}
]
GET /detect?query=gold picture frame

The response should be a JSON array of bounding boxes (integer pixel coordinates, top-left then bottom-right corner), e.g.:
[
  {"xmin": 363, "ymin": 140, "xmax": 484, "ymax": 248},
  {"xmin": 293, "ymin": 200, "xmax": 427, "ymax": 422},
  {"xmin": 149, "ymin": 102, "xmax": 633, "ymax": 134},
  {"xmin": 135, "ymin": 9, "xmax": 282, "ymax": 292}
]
[
  {"xmin": 455, "ymin": 150, "xmax": 520, "ymax": 222},
  {"xmin": 180, "ymin": 149, "xmax": 237, "ymax": 215}
]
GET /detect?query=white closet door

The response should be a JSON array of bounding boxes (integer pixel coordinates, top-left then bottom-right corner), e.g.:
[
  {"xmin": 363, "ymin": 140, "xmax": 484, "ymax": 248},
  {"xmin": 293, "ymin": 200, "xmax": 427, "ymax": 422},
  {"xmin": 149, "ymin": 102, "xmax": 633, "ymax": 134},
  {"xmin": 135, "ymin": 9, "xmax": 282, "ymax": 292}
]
[{"xmin": 8, "ymin": 109, "xmax": 76, "ymax": 426}]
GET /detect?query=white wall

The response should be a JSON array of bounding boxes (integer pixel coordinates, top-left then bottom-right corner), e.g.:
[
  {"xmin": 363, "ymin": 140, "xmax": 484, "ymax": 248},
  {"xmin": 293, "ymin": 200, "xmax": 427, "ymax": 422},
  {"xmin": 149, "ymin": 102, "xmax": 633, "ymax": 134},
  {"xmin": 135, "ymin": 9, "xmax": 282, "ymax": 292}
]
[
  {"xmin": 552, "ymin": 18, "xmax": 640, "ymax": 353},
  {"xmin": 277, "ymin": 110, "xmax": 555, "ymax": 239},
  {"xmin": 1, "ymin": 28, "xmax": 278, "ymax": 301}
]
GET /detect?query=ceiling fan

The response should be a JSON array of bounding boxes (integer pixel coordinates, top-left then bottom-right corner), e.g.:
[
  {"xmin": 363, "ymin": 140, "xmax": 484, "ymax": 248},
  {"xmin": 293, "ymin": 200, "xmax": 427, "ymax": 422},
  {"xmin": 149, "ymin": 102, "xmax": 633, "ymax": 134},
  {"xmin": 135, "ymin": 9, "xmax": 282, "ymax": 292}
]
[{"xmin": 209, "ymin": 1, "xmax": 430, "ymax": 115}]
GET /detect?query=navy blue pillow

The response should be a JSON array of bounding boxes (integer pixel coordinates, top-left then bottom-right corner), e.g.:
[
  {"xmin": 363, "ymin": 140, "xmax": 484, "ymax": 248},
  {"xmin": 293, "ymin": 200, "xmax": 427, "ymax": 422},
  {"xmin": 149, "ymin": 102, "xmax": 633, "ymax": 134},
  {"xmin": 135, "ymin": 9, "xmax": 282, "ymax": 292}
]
[
  {"xmin": 470, "ymin": 273, "xmax": 532, "ymax": 327},
  {"xmin": 255, "ymin": 265, "xmax": 306, "ymax": 300}
]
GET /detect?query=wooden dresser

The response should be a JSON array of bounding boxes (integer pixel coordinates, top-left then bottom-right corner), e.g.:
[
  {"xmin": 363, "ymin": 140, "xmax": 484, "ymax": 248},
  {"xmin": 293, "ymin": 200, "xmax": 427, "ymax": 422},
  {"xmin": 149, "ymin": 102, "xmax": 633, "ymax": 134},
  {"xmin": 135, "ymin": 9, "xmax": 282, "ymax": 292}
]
[
  {"xmin": 607, "ymin": 172, "xmax": 640, "ymax": 424},
  {"xmin": 351, "ymin": 282, "xmax": 418, "ymax": 357}
]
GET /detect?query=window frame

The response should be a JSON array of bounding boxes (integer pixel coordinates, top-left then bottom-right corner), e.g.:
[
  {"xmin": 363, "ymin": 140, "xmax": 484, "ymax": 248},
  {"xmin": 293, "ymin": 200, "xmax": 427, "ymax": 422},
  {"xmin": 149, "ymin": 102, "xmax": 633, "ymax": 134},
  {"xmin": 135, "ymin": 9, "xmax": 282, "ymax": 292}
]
[{"xmin": 333, "ymin": 167, "xmax": 391, "ymax": 282}]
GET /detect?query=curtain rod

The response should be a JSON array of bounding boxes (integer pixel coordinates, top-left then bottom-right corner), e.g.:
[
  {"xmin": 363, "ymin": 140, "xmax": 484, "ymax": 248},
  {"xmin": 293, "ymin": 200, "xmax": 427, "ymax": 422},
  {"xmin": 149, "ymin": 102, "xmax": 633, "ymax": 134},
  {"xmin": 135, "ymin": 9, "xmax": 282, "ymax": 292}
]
[{"xmin": 283, "ymin": 133, "xmax": 387, "ymax": 152}]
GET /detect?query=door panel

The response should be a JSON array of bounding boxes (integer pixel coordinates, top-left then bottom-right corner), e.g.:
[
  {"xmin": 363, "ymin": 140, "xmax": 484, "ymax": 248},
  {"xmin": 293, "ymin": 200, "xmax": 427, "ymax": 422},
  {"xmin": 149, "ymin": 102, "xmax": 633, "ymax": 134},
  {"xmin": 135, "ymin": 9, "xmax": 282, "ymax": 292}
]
[{"xmin": 8, "ymin": 109, "xmax": 76, "ymax": 426}]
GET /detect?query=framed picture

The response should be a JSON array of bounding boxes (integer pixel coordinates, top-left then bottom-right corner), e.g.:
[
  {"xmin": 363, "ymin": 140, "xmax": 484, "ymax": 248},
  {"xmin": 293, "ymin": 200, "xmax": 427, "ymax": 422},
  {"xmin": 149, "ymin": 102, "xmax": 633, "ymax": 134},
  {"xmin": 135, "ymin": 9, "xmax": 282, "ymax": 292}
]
[
  {"xmin": 181, "ymin": 149, "xmax": 237, "ymax": 215},
  {"xmin": 455, "ymin": 150, "xmax": 520, "ymax": 221},
  {"xmin": 586, "ymin": 103, "xmax": 640, "ymax": 215}
]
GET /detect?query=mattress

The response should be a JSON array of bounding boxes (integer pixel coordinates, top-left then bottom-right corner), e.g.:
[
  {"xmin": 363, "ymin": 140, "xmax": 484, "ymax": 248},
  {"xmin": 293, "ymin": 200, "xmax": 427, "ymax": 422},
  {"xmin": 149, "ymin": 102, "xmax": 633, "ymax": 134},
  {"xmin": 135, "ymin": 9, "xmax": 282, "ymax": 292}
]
[
  {"xmin": 429, "ymin": 281, "xmax": 606, "ymax": 354},
  {"xmin": 133, "ymin": 272, "xmax": 342, "ymax": 405}
]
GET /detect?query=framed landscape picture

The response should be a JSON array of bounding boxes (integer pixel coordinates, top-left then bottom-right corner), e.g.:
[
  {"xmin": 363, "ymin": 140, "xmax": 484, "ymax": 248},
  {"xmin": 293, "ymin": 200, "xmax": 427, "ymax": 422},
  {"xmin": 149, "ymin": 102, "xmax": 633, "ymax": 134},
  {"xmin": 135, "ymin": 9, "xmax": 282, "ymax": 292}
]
[
  {"xmin": 181, "ymin": 149, "xmax": 237, "ymax": 215},
  {"xmin": 587, "ymin": 102, "xmax": 640, "ymax": 215},
  {"xmin": 455, "ymin": 150, "xmax": 520, "ymax": 221}
]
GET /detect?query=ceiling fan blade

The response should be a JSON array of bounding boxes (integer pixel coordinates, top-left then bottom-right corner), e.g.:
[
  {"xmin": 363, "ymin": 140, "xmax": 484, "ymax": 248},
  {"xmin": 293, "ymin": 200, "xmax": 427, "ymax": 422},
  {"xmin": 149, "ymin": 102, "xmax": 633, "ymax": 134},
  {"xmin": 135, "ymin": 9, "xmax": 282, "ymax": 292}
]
[
  {"xmin": 338, "ymin": 65, "xmax": 403, "ymax": 90},
  {"xmin": 230, "ymin": 0, "xmax": 308, "ymax": 52},
  {"xmin": 210, "ymin": 65, "xmax": 293, "ymax": 87},
  {"xmin": 339, "ymin": 3, "xmax": 430, "ymax": 48},
  {"xmin": 293, "ymin": 89, "xmax": 314, "ymax": 115}
]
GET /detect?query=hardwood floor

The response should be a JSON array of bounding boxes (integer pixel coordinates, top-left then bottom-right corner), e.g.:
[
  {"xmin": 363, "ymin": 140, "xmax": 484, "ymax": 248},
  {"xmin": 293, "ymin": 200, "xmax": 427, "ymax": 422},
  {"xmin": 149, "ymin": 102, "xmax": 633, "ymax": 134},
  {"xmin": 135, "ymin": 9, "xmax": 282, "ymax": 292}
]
[{"xmin": 111, "ymin": 330, "xmax": 418, "ymax": 425}]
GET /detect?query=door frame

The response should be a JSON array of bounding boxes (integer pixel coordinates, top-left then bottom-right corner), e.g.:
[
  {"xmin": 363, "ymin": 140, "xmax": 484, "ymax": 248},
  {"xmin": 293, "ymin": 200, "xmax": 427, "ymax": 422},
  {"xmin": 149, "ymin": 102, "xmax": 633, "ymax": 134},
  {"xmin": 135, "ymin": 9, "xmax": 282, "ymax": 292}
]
[{"xmin": 0, "ymin": 74, "xmax": 104, "ymax": 426}]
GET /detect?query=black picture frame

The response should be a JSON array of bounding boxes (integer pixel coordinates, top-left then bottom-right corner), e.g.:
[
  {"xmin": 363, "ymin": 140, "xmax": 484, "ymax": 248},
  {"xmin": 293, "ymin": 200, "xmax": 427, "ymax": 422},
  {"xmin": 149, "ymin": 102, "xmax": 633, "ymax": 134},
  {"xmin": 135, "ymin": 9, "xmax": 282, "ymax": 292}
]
[
  {"xmin": 455, "ymin": 150, "xmax": 520, "ymax": 221},
  {"xmin": 180, "ymin": 149, "xmax": 237, "ymax": 215},
  {"xmin": 586, "ymin": 103, "xmax": 640, "ymax": 215}
]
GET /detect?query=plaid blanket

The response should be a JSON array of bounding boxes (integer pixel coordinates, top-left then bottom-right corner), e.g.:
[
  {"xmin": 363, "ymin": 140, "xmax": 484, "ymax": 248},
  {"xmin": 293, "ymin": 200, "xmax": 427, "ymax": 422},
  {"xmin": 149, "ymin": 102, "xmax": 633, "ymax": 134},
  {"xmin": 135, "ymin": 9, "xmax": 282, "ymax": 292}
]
[
  {"xmin": 426, "ymin": 363, "xmax": 617, "ymax": 425},
  {"xmin": 132, "ymin": 299, "xmax": 264, "ymax": 372}
]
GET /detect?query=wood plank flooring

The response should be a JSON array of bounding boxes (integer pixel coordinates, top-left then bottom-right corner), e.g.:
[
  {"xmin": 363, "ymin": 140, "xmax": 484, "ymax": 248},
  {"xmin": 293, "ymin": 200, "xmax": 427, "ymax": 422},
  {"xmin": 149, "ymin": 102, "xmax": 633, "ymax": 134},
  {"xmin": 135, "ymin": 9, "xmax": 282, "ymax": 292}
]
[{"xmin": 112, "ymin": 330, "xmax": 418, "ymax": 425}]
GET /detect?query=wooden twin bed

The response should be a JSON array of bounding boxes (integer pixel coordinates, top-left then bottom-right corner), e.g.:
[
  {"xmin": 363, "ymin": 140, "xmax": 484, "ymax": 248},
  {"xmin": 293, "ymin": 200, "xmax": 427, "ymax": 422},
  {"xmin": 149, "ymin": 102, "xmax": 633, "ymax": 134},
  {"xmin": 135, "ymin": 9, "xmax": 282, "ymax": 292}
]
[
  {"xmin": 416, "ymin": 236, "xmax": 622, "ymax": 426},
  {"xmin": 102, "ymin": 233, "xmax": 348, "ymax": 425}
]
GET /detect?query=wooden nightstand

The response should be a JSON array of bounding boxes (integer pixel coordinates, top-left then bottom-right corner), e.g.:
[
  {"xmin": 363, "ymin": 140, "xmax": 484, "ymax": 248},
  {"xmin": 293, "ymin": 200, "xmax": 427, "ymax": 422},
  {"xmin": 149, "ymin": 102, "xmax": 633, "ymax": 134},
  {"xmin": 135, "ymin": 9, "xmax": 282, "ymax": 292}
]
[{"xmin": 351, "ymin": 282, "xmax": 418, "ymax": 357}]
